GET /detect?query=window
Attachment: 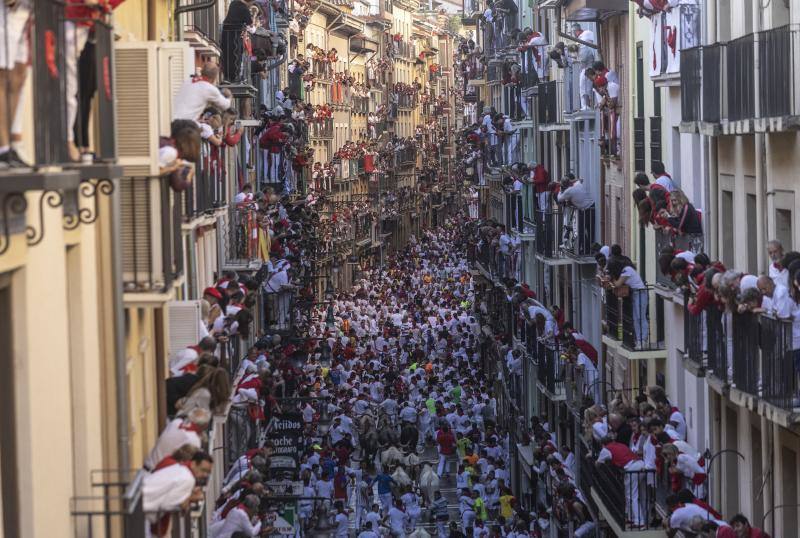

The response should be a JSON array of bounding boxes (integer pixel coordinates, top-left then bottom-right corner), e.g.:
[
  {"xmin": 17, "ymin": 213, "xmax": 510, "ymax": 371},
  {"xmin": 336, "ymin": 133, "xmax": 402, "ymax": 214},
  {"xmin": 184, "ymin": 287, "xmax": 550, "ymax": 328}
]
[
  {"xmin": 776, "ymin": 208, "xmax": 793, "ymax": 251},
  {"xmin": 649, "ymin": 116, "xmax": 662, "ymax": 169},
  {"xmin": 721, "ymin": 189, "xmax": 734, "ymax": 268},
  {"xmin": 634, "ymin": 118, "xmax": 646, "ymax": 173},
  {"xmin": 746, "ymin": 193, "xmax": 757, "ymax": 274},
  {"xmin": 636, "ymin": 42, "xmax": 644, "ymax": 118}
]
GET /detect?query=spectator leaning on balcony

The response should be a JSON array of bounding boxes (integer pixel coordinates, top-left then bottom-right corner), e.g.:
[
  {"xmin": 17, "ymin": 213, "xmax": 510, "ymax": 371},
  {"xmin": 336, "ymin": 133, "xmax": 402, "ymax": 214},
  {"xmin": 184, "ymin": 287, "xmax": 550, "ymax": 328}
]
[
  {"xmin": 144, "ymin": 408, "xmax": 211, "ymax": 471},
  {"xmin": 595, "ymin": 436, "xmax": 646, "ymax": 528},
  {"xmin": 159, "ymin": 119, "xmax": 201, "ymax": 192},
  {"xmin": 606, "ymin": 256, "xmax": 649, "ymax": 349},
  {"xmin": 173, "ymin": 63, "xmax": 233, "ymax": 124},
  {"xmin": 0, "ymin": 0, "xmax": 30, "ymax": 167},
  {"xmin": 143, "ymin": 450, "xmax": 214, "ymax": 536},
  {"xmin": 221, "ymin": 0, "xmax": 256, "ymax": 82}
]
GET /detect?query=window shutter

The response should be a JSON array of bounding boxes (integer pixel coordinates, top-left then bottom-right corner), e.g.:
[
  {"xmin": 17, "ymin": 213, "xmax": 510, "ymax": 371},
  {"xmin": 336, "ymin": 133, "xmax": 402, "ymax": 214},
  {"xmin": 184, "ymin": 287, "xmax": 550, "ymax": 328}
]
[
  {"xmin": 168, "ymin": 300, "xmax": 203, "ymax": 362},
  {"xmin": 115, "ymin": 43, "xmax": 159, "ymax": 176}
]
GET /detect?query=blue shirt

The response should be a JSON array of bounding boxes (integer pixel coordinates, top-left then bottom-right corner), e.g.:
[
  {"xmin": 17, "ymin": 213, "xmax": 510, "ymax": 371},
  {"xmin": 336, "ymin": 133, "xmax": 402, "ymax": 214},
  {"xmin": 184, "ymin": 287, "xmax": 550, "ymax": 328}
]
[{"xmin": 373, "ymin": 474, "xmax": 395, "ymax": 494}]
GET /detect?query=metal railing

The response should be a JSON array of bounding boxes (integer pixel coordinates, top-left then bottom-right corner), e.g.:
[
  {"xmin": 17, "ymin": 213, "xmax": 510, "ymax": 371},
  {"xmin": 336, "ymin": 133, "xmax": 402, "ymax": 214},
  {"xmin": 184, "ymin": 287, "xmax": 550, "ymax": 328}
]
[
  {"xmin": 536, "ymin": 341, "xmax": 565, "ymax": 397},
  {"xmin": 683, "ymin": 292, "xmax": 704, "ymax": 368},
  {"xmin": 706, "ymin": 306, "xmax": 728, "ymax": 382},
  {"xmin": 120, "ymin": 177, "xmax": 184, "ymax": 293},
  {"xmin": 591, "ymin": 465, "xmax": 657, "ymax": 532},
  {"xmin": 310, "ymin": 118, "xmax": 333, "ymax": 138},
  {"xmin": 654, "ymin": 229, "xmax": 704, "ymax": 289},
  {"xmin": 221, "ymin": 23, "xmax": 253, "ymax": 84},
  {"xmin": 621, "ymin": 287, "xmax": 662, "ymax": 351},
  {"xmin": 263, "ymin": 288, "xmax": 296, "ymax": 333},
  {"xmin": 181, "ymin": 0, "xmax": 220, "ymax": 44},
  {"xmin": 184, "ymin": 142, "xmax": 227, "ymax": 218},
  {"xmin": 537, "ymin": 80, "xmax": 562, "ymax": 125},
  {"xmin": 727, "ymin": 33, "xmax": 756, "ymax": 122},
  {"xmin": 760, "ymin": 314, "xmax": 795, "ymax": 410},
  {"xmin": 681, "ymin": 47, "xmax": 702, "ymax": 123},
  {"xmin": 395, "ymin": 147, "xmax": 417, "ymax": 166},
  {"xmin": 563, "ymin": 206, "xmax": 595, "ymax": 257},
  {"xmin": 758, "ymin": 24, "xmax": 796, "ymax": 118},
  {"xmin": 534, "ymin": 208, "xmax": 562, "ymax": 258},
  {"xmin": 312, "ymin": 60, "xmax": 332, "ymax": 80},
  {"xmin": 31, "ymin": 0, "xmax": 69, "ymax": 165},
  {"xmin": 702, "ymin": 44, "xmax": 725, "ymax": 123},
  {"xmin": 731, "ymin": 311, "xmax": 760, "ymax": 394}
]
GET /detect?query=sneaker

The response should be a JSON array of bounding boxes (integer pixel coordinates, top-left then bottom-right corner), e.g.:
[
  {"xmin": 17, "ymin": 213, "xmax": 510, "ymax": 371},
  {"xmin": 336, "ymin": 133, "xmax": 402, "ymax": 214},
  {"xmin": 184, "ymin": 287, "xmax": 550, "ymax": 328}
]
[{"xmin": 0, "ymin": 149, "xmax": 29, "ymax": 168}]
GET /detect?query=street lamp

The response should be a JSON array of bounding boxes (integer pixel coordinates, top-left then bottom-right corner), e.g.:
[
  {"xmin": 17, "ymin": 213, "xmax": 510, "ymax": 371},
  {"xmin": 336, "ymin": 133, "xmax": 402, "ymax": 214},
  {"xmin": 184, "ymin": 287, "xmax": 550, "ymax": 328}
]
[{"xmin": 325, "ymin": 304, "xmax": 335, "ymax": 329}]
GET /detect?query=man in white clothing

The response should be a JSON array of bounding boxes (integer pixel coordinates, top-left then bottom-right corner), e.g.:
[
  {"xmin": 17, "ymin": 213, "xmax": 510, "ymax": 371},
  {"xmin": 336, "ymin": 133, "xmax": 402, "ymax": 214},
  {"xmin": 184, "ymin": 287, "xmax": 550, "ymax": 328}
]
[
  {"xmin": 210, "ymin": 494, "xmax": 262, "ymax": 537},
  {"xmin": 144, "ymin": 408, "xmax": 210, "ymax": 470},
  {"xmin": 173, "ymin": 63, "xmax": 232, "ymax": 123}
]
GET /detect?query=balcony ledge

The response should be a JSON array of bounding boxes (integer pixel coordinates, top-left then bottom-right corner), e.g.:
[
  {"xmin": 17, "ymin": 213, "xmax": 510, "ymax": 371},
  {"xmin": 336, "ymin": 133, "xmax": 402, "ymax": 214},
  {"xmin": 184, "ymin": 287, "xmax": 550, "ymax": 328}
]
[
  {"xmin": 564, "ymin": 108, "xmax": 598, "ymax": 122},
  {"xmin": 539, "ymin": 122, "xmax": 571, "ymax": 132},
  {"xmin": 650, "ymin": 71, "xmax": 680, "ymax": 88},
  {"xmin": 536, "ymin": 382, "xmax": 566, "ymax": 401},
  {"xmin": 0, "ymin": 168, "xmax": 81, "ymax": 192},
  {"xmin": 720, "ymin": 118, "xmax": 755, "ymax": 136},
  {"xmin": 64, "ymin": 163, "xmax": 123, "ymax": 181},
  {"xmin": 590, "ymin": 488, "xmax": 665, "ymax": 538},
  {"xmin": 757, "ymin": 400, "xmax": 800, "ymax": 428},
  {"xmin": 754, "ymin": 115, "xmax": 800, "ymax": 133},
  {"xmin": 676, "ymin": 350, "xmax": 706, "ymax": 378},
  {"xmin": 653, "ymin": 282, "xmax": 682, "ymax": 302},
  {"xmin": 535, "ymin": 252, "xmax": 574, "ymax": 266},
  {"xmin": 602, "ymin": 335, "xmax": 667, "ymax": 361}
]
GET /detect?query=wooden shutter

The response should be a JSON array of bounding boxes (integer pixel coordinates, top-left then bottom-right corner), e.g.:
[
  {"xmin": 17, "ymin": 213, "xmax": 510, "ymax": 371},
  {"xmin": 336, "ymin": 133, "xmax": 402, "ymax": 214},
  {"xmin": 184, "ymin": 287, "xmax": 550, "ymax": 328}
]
[{"xmin": 168, "ymin": 300, "xmax": 203, "ymax": 361}]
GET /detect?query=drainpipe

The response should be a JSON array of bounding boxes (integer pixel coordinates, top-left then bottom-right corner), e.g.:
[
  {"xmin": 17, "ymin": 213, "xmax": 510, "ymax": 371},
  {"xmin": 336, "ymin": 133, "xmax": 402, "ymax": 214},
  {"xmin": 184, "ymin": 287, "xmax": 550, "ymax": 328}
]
[
  {"xmin": 707, "ymin": 137, "xmax": 718, "ymax": 259},
  {"xmin": 174, "ymin": 0, "xmax": 218, "ymax": 41},
  {"xmin": 110, "ymin": 180, "xmax": 130, "ymax": 473}
]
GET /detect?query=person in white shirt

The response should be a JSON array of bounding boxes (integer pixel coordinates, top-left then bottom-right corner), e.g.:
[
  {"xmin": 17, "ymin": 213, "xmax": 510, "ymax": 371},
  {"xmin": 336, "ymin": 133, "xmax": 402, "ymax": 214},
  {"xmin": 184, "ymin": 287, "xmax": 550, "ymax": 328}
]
[
  {"xmin": 651, "ymin": 162, "xmax": 677, "ymax": 192},
  {"xmin": 144, "ymin": 409, "xmax": 209, "ymax": 470},
  {"xmin": 502, "ymin": 115, "xmax": 517, "ymax": 164},
  {"xmin": 210, "ymin": 494, "xmax": 262, "ymax": 538},
  {"xmin": 172, "ymin": 63, "xmax": 232, "ymax": 123},
  {"xmin": 758, "ymin": 275, "xmax": 793, "ymax": 319},
  {"xmin": 768, "ymin": 239, "xmax": 789, "ymax": 288},
  {"xmin": 609, "ymin": 258, "xmax": 648, "ymax": 349},
  {"xmin": 234, "ymin": 183, "xmax": 254, "ymax": 204}
]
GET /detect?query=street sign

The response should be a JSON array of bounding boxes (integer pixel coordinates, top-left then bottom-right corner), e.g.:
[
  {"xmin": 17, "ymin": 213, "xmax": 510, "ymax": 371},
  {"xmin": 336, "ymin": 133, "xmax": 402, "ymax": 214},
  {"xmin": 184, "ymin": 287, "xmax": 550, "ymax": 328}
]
[
  {"xmin": 264, "ymin": 413, "xmax": 303, "ymax": 474},
  {"xmin": 265, "ymin": 480, "xmax": 304, "ymax": 496}
]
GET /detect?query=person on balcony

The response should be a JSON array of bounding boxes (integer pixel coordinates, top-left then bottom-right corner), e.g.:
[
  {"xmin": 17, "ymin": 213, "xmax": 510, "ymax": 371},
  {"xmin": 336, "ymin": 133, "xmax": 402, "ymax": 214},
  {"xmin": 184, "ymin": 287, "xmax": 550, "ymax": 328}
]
[
  {"xmin": 210, "ymin": 493, "xmax": 263, "ymax": 537},
  {"xmin": 221, "ymin": 0, "xmax": 256, "ymax": 83},
  {"xmin": 173, "ymin": 63, "xmax": 233, "ymax": 124},
  {"xmin": 651, "ymin": 161, "xmax": 677, "ymax": 192},
  {"xmin": 595, "ymin": 436, "xmax": 647, "ymax": 528},
  {"xmin": 607, "ymin": 257, "xmax": 649, "ymax": 350},
  {"xmin": 144, "ymin": 408, "xmax": 210, "ymax": 471},
  {"xmin": 757, "ymin": 275, "xmax": 793, "ymax": 319},
  {"xmin": 0, "ymin": 0, "xmax": 30, "ymax": 167},
  {"xmin": 557, "ymin": 174, "xmax": 594, "ymax": 248},
  {"xmin": 143, "ymin": 450, "xmax": 214, "ymax": 532},
  {"xmin": 767, "ymin": 239, "xmax": 789, "ymax": 288}
]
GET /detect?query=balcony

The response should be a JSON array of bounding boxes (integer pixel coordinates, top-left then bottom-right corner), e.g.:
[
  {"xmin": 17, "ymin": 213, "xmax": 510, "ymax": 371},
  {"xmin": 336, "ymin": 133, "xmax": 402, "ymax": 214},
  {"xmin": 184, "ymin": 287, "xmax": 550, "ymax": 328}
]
[
  {"xmin": 264, "ymin": 288, "xmax": 296, "ymax": 334},
  {"xmin": 352, "ymin": 96, "xmax": 369, "ymax": 114},
  {"xmin": 485, "ymin": 12, "xmax": 519, "ymax": 60},
  {"xmin": 562, "ymin": 64, "xmax": 595, "ymax": 116},
  {"xmin": 533, "ymin": 205, "xmax": 594, "ymax": 259},
  {"xmin": 653, "ymin": 228, "xmax": 704, "ymax": 289},
  {"xmin": 703, "ymin": 309, "xmax": 798, "ymax": 420},
  {"xmin": 397, "ymin": 93, "xmax": 416, "ymax": 109},
  {"xmin": 461, "ymin": 0, "xmax": 482, "ymax": 24},
  {"xmin": 588, "ymin": 465, "xmax": 659, "ymax": 535},
  {"xmin": 535, "ymin": 341, "xmax": 565, "ymax": 400},
  {"xmin": 604, "ymin": 286, "xmax": 665, "ymax": 355},
  {"xmin": 183, "ymin": 142, "xmax": 227, "ymax": 219},
  {"xmin": 682, "ymin": 293, "xmax": 704, "ymax": 374},
  {"xmin": 310, "ymin": 118, "xmax": 334, "ymax": 139},
  {"xmin": 727, "ymin": 33, "xmax": 755, "ymax": 122},
  {"xmin": 180, "ymin": 0, "xmax": 221, "ymax": 51},
  {"xmin": 312, "ymin": 61, "xmax": 333, "ymax": 81},
  {"xmin": 394, "ymin": 147, "xmax": 417, "ymax": 167},
  {"xmin": 121, "ymin": 177, "xmax": 184, "ymax": 294},
  {"xmin": 681, "ymin": 25, "xmax": 800, "ymax": 133},
  {"xmin": 537, "ymin": 80, "xmax": 566, "ymax": 129}
]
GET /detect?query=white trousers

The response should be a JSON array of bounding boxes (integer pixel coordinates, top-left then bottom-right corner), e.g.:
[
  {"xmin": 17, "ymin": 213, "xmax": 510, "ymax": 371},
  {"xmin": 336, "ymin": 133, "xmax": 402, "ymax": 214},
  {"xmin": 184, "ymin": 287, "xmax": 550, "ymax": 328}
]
[{"xmin": 65, "ymin": 22, "xmax": 89, "ymax": 143}]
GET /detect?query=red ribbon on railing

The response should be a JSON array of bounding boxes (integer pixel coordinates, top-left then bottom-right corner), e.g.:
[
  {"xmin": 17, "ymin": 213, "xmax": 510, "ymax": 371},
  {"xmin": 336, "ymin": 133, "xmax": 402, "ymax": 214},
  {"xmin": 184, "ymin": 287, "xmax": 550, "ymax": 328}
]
[{"xmin": 45, "ymin": 31, "xmax": 59, "ymax": 78}]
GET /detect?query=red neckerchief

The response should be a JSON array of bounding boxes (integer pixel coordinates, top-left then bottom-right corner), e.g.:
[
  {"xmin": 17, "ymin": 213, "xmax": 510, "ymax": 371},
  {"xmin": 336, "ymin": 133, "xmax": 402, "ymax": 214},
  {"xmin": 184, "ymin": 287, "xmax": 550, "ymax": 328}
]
[
  {"xmin": 179, "ymin": 422, "xmax": 203, "ymax": 434},
  {"xmin": 192, "ymin": 76, "xmax": 212, "ymax": 84}
]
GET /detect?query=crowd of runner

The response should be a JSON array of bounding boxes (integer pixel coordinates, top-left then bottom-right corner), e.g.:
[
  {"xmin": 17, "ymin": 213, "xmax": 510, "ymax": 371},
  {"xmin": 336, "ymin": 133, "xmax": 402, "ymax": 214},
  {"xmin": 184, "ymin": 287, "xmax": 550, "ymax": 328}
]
[{"xmin": 211, "ymin": 214, "xmax": 553, "ymax": 537}]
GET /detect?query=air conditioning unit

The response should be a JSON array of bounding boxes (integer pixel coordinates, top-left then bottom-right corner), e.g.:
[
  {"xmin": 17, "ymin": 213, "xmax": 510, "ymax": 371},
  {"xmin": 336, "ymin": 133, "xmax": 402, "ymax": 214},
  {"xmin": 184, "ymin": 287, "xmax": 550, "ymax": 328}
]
[{"xmin": 115, "ymin": 41, "xmax": 193, "ymax": 293}]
